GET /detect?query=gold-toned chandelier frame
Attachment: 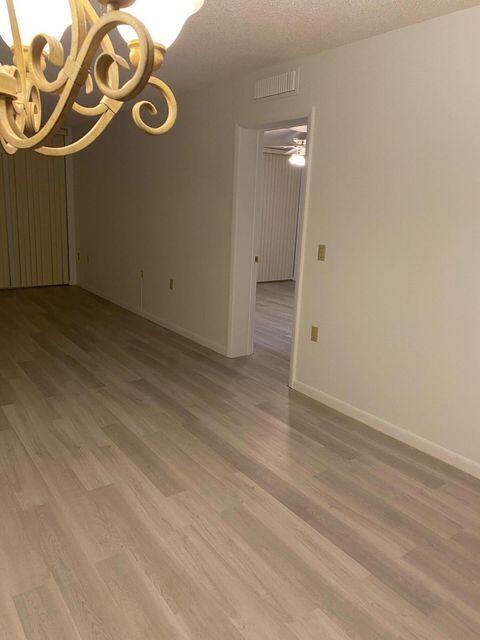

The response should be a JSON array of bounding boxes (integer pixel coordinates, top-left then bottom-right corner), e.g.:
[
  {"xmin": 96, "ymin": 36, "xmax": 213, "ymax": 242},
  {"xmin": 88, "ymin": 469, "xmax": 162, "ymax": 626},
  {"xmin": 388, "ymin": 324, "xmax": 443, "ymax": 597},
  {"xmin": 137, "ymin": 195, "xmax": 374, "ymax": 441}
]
[{"xmin": 0, "ymin": 0, "xmax": 178, "ymax": 156}]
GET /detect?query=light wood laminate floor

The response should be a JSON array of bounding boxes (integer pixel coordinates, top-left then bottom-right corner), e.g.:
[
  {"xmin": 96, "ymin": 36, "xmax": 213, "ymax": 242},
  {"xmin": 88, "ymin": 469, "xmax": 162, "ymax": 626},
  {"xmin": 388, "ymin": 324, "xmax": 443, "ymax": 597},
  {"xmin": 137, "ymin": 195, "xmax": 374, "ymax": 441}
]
[
  {"xmin": 255, "ymin": 280, "xmax": 295, "ymax": 361},
  {"xmin": 0, "ymin": 283, "xmax": 479, "ymax": 640}
]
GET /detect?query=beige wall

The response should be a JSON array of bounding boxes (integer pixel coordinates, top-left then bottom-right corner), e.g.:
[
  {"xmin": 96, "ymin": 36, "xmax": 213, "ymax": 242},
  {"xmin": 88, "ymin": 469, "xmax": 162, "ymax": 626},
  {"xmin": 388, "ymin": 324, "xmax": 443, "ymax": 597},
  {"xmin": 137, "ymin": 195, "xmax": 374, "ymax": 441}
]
[{"xmin": 74, "ymin": 5, "xmax": 480, "ymax": 475}]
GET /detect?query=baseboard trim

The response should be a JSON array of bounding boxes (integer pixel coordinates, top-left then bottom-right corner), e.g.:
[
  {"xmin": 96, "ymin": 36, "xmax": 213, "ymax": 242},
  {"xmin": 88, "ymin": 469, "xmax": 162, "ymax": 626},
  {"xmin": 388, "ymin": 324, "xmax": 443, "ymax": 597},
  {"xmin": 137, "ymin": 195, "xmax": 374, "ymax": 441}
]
[
  {"xmin": 292, "ymin": 379, "xmax": 480, "ymax": 481},
  {"xmin": 78, "ymin": 284, "xmax": 228, "ymax": 357}
]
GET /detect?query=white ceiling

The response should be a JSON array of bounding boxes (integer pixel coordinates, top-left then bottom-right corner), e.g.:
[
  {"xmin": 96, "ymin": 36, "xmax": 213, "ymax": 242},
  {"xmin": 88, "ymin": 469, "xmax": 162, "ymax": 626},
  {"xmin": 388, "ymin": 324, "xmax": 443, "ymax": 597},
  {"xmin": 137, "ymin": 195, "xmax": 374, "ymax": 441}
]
[
  {"xmin": 264, "ymin": 126, "xmax": 308, "ymax": 150},
  {"xmin": 160, "ymin": 0, "xmax": 480, "ymax": 91}
]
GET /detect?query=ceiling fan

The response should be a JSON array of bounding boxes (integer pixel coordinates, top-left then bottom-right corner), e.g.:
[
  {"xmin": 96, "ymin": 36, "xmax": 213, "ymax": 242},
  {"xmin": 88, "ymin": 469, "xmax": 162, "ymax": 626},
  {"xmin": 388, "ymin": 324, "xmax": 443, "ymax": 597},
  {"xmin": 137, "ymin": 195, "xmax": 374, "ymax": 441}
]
[{"xmin": 264, "ymin": 135, "xmax": 307, "ymax": 167}]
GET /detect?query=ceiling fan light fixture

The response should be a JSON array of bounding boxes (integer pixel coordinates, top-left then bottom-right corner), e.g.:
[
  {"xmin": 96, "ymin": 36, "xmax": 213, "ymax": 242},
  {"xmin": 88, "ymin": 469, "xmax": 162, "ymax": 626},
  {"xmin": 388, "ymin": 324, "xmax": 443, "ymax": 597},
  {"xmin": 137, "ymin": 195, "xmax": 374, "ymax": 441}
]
[
  {"xmin": 288, "ymin": 136, "xmax": 307, "ymax": 167},
  {"xmin": 289, "ymin": 153, "xmax": 306, "ymax": 167}
]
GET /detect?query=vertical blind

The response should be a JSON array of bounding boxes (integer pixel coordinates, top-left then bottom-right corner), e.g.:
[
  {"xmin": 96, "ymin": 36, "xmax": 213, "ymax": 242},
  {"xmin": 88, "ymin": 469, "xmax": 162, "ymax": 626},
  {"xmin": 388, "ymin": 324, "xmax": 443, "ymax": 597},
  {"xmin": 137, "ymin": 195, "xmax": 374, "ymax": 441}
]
[
  {"xmin": 257, "ymin": 152, "xmax": 303, "ymax": 283},
  {"xmin": 0, "ymin": 134, "xmax": 69, "ymax": 290},
  {"xmin": 0, "ymin": 161, "xmax": 10, "ymax": 289}
]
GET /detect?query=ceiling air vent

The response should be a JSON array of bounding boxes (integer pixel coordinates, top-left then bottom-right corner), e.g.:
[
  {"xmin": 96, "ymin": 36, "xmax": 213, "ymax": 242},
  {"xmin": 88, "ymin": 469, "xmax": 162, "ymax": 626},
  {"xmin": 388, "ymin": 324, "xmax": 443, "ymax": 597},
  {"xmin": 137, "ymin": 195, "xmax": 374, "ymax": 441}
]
[{"xmin": 254, "ymin": 70, "xmax": 298, "ymax": 100}]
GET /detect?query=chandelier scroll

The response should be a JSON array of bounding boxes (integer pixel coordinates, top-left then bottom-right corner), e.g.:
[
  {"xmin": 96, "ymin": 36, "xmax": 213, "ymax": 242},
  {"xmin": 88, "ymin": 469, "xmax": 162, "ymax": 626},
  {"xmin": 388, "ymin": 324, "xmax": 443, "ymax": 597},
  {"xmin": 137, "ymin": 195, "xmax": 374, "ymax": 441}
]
[{"xmin": 0, "ymin": 0, "xmax": 181, "ymax": 156}]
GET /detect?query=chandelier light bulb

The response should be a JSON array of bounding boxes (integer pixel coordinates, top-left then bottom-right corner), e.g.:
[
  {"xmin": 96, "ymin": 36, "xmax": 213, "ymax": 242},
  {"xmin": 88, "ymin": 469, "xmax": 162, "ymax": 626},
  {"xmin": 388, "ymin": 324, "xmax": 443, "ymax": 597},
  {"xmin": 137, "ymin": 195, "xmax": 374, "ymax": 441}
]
[
  {"xmin": 0, "ymin": 0, "xmax": 71, "ymax": 47},
  {"xmin": 118, "ymin": 0, "xmax": 205, "ymax": 50},
  {"xmin": 289, "ymin": 152, "xmax": 306, "ymax": 168}
]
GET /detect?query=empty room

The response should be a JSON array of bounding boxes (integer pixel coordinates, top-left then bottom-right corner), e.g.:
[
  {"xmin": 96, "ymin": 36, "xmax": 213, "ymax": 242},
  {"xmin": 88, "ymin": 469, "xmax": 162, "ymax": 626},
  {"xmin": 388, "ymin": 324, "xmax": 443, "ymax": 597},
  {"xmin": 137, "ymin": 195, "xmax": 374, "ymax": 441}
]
[
  {"xmin": 0, "ymin": 1, "xmax": 480, "ymax": 639},
  {"xmin": 254, "ymin": 123, "xmax": 308, "ymax": 375}
]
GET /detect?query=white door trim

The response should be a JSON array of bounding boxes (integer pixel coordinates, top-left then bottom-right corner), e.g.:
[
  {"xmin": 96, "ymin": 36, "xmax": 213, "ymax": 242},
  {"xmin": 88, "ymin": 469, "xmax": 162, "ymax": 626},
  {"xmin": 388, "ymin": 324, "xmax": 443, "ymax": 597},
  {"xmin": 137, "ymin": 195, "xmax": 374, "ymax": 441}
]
[{"xmin": 227, "ymin": 108, "xmax": 317, "ymax": 390}]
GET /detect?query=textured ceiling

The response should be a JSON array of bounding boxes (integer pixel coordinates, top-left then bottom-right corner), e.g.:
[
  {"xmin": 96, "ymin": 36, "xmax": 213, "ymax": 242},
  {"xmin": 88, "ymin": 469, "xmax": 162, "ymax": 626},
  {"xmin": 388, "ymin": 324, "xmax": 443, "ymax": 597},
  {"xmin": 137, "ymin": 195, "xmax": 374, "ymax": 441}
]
[
  {"xmin": 0, "ymin": 0, "xmax": 478, "ymax": 120},
  {"xmin": 264, "ymin": 126, "xmax": 308, "ymax": 150},
  {"xmin": 159, "ymin": 0, "xmax": 480, "ymax": 91}
]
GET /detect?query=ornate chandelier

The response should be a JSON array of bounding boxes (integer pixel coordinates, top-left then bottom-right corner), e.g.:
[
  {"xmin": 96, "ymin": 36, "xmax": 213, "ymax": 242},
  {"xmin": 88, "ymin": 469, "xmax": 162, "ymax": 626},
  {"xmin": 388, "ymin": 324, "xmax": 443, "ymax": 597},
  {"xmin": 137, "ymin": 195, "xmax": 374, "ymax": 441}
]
[{"xmin": 0, "ymin": 0, "xmax": 204, "ymax": 156}]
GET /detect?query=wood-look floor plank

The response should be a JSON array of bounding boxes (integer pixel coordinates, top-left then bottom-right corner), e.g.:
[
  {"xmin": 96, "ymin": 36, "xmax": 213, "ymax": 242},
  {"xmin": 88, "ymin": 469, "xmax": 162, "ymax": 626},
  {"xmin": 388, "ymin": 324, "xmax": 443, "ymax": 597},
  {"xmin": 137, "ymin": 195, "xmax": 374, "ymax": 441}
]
[
  {"xmin": 0, "ymin": 582, "xmax": 28, "ymax": 640},
  {"xmin": 25, "ymin": 502, "xmax": 131, "ymax": 640},
  {"xmin": 0, "ymin": 465, "xmax": 49, "ymax": 597},
  {"xmin": 0, "ymin": 407, "xmax": 10, "ymax": 431},
  {"xmin": 0, "ymin": 429, "xmax": 50, "ymax": 509},
  {"xmin": 96, "ymin": 552, "xmax": 189, "ymax": 640},
  {"xmin": 0, "ymin": 372, "xmax": 18, "ymax": 406},
  {"xmin": 14, "ymin": 579, "xmax": 83, "ymax": 640}
]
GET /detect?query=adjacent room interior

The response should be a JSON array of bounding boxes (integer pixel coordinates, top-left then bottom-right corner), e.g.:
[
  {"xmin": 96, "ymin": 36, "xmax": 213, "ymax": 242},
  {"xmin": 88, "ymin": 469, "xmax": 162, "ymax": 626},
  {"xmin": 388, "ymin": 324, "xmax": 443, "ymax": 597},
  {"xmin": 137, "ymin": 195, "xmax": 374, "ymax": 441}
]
[
  {"xmin": 1, "ymin": 1, "xmax": 480, "ymax": 639},
  {"xmin": 254, "ymin": 124, "xmax": 307, "ymax": 373}
]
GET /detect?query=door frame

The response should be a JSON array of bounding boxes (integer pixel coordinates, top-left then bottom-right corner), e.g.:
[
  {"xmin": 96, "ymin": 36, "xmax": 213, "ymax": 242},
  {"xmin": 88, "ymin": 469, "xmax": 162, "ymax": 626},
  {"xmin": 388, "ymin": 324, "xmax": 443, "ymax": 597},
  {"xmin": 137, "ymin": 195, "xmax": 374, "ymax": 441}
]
[{"xmin": 227, "ymin": 107, "xmax": 316, "ymax": 387}]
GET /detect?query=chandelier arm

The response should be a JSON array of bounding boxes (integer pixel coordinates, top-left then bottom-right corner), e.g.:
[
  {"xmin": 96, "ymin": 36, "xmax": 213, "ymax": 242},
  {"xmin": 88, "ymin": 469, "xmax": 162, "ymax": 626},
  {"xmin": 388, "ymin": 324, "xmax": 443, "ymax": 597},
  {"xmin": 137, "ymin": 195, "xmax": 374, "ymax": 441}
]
[
  {"xmin": 132, "ymin": 76, "xmax": 178, "ymax": 136},
  {"xmin": 0, "ymin": 10, "xmax": 154, "ymax": 150},
  {"xmin": 0, "ymin": 76, "xmax": 78, "ymax": 148},
  {"xmin": 25, "ymin": 82, "xmax": 41, "ymax": 133},
  {"xmin": 29, "ymin": 0, "xmax": 83, "ymax": 94},
  {"xmin": 35, "ymin": 107, "xmax": 118, "ymax": 156},
  {"xmin": 72, "ymin": 101, "xmax": 109, "ymax": 117},
  {"xmin": 2, "ymin": 76, "xmax": 41, "ymax": 136},
  {"xmin": 6, "ymin": 0, "xmax": 27, "ymax": 104},
  {"xmin": 71, "ymin": 0, "xmax": 121, "ymax": 115},
  {"xmin": 0, "ymin": 136, "xmax": 17, "ymax": 155},
  {"xmin": 30, "ymin": 35, "xmax": 67, "ymax": 94},
  {"xmin": 4, "ymin": 94, "xmax": 26, "ymax": 137},
  {"xmin": 90, "ymin": 13, "xmax": 154, "ymax": 102},
  {"xmin": 72, "ymin": 0, "xmax": 89, "ymax": 59},
  {"xmin": 29, "ymin": 0, "xmax": 119, "ymax": 98}
]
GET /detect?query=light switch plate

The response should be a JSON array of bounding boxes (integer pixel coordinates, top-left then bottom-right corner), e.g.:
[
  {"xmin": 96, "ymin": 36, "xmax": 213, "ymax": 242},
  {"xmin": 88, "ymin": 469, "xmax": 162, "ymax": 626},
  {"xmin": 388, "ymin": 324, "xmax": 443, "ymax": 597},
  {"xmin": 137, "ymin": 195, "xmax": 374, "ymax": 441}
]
[
  {"xmin": 311, "ymin": 326, "xmax": 319, "ymax": 342},
  {"xmin": 318, "ymin": 245, "xmax": 327, "ymax": 261}
]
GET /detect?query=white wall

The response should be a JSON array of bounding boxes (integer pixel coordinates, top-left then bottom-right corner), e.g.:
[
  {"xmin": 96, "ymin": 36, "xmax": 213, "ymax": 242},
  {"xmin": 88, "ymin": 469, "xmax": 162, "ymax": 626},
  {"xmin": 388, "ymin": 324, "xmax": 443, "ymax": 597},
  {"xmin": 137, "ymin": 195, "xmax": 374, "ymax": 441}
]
[{"xmin": 74, "ymin": 5, "xmax": 480, "ymax": 476}]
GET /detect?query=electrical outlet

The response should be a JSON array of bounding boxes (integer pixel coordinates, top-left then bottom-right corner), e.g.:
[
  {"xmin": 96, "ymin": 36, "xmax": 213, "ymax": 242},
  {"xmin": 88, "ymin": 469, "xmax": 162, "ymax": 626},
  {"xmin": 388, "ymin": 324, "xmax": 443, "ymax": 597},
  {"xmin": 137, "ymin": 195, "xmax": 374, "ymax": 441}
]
[
  {"xmin": 169, "ymin": 279, "xmax": 175, "ymax": 291},
  {"xmin": 318, "ymin": 245, "xmax": 327, "ymax": 261},
  {"xmin": 77, "ymin": 252, "xmax": 81, "ymax": 262},
  {"xmin": 311, "ymin": 326, "xmax": 319, "ymax": 342},
  {"xmin": 140, "ymin": 269, "xmax": 144, "ymax": 280}
]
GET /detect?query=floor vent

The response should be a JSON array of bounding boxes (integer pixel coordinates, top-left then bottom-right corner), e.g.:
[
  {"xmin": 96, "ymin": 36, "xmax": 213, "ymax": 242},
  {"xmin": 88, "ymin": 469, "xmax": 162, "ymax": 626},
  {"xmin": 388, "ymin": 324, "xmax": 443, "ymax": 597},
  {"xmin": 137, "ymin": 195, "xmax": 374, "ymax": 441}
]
[{"xmin": 254, "ymin": 70, "xmax": 298, "ymax": 100}]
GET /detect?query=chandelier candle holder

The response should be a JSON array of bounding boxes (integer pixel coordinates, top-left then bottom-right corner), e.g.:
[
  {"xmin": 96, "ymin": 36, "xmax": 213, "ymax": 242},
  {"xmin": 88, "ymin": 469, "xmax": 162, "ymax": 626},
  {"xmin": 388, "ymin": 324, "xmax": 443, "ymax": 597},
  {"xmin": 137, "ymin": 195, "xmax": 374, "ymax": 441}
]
[{"xmin": 0, "ymin": 0, "xmax": 204, "ymax": 156}]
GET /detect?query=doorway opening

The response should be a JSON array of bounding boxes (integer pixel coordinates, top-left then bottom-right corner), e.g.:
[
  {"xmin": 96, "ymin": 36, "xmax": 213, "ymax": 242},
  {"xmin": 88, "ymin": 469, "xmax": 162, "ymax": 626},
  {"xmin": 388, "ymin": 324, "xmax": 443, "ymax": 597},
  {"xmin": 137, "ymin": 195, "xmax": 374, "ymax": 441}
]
[
  {"xmin": 254, "ymin": 123, "xmax": 308, "ymax": 368},
  {"xmin": 227, "ymin": 109, "xmax": 315, "ymax": 387}
]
